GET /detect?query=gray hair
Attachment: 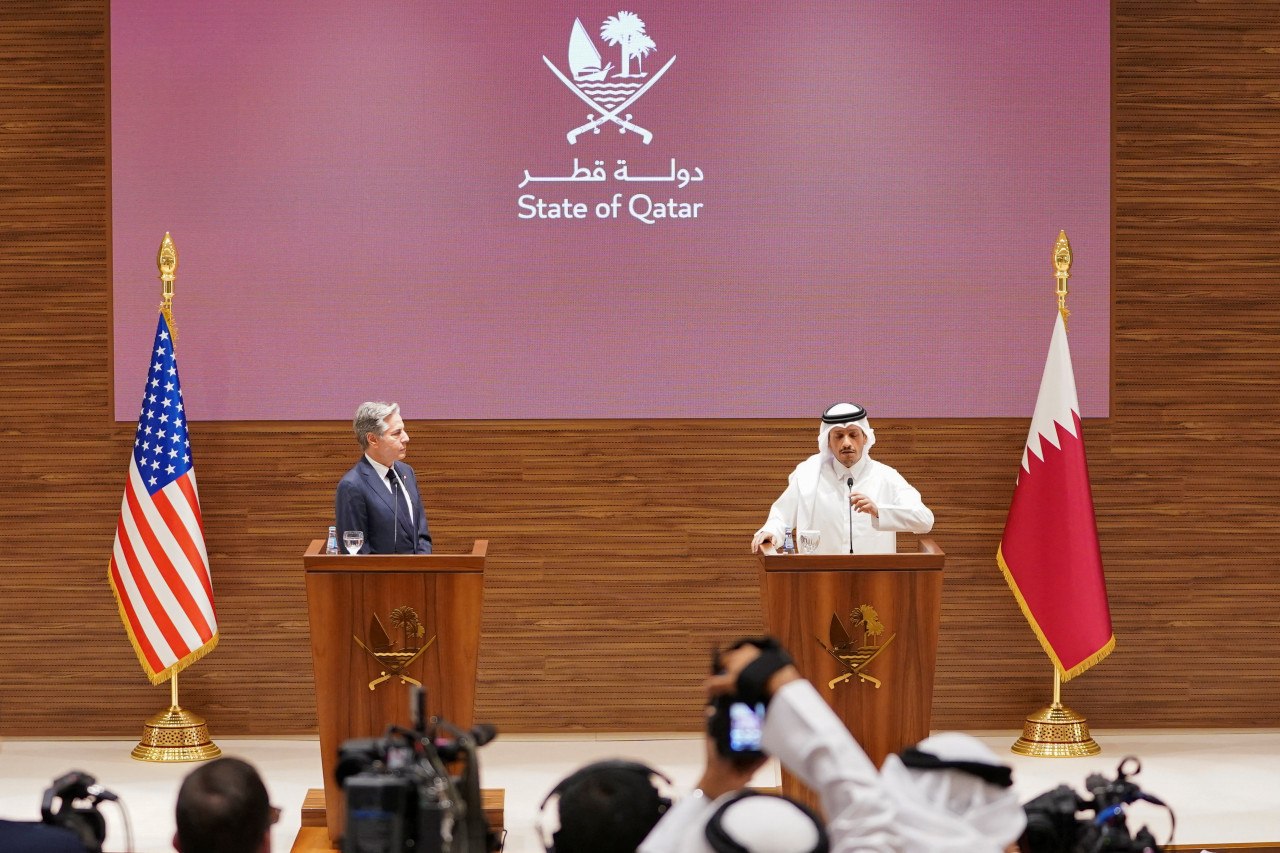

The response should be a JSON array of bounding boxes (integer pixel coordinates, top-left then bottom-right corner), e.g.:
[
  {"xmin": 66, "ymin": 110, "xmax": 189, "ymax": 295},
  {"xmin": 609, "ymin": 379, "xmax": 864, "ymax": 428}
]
[{"xmin": 354, "ymin": 401, "xmax": 400, "ymax": 450}]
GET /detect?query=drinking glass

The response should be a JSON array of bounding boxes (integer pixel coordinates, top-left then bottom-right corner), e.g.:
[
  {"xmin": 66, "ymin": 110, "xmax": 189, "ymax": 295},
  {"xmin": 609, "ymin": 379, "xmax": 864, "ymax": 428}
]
[
  {"xmin": 343, "ymin": 530, "xmax": 364, "ymax": 555},
  {"xmin": 798, "ymin": 529, "xmax": 821, "ymax": 554}
]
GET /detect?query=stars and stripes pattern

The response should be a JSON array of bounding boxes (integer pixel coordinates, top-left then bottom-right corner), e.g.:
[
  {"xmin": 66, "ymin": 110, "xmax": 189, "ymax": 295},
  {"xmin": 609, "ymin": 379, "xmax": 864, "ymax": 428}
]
[{"xmin": 109, "ymin": 312, "xmax": 217, "ymax": 684}]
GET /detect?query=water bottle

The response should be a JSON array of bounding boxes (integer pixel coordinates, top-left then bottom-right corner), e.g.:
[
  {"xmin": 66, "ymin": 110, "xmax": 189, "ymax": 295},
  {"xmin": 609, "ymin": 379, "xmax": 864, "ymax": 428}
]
[
  {"xmin": 325, "ymin": 525, "xmax": 339, "ymax": 555},
  {"xmin": 782, "ymin": 526, "xmax": 796, "ymax": 554}
]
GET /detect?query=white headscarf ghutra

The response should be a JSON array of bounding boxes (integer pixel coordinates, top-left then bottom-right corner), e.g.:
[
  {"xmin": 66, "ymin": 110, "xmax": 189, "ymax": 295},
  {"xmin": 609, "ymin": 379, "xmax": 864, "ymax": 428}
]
[
  {"xmin": 879, "ymin": 732, "xmax": 1027, "ymax": 853},
  {"xmin": 818, "ymin": 402, "xmax": 876, "ymax": 462}
]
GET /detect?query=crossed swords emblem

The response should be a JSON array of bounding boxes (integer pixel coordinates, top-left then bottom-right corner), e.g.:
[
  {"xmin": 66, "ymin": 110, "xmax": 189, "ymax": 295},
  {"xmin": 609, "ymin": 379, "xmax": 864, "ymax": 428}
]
[
  {"xmin": 816, "ymin": 606, "xmax": 895, "ymax": 689},
  {"xmin": 353, "ymin": 633, "xmax": 435, "ymax": 691},
  {"xmin": 542, "ymin": 55, "xmax": 676, "ymax": 145},
  {"xmin": 353, "ymin": 609, "xmax": 436, "ymax": 691}
]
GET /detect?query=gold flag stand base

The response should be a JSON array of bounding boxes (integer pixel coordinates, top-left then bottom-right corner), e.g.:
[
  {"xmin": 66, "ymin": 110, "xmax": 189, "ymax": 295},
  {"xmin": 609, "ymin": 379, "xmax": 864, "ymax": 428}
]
[
  {"xmin": 131, "ymin": 672, "xmax": 222, "ymax": 763},
  {"xmin": 1011, "ymin": 702, "xmax": 1101, "ymax": 757},
  {"xmin": 1011, "ymin": 671, "xmax": 1101, "ymax": 757}
]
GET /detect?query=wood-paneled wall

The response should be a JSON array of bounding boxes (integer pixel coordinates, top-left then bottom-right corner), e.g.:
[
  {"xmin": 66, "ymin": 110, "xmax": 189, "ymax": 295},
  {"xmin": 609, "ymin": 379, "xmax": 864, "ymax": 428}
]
[{"xmin": 2, "ymin": 1, "xmax": 1279, "ymax": 736}]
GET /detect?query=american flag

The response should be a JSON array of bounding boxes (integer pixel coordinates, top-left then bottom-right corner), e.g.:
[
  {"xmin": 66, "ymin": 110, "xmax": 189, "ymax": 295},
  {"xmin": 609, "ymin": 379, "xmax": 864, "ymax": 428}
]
[{"xmin": 109, "ymin": 312, "xmax": 217, "ymax": 684}]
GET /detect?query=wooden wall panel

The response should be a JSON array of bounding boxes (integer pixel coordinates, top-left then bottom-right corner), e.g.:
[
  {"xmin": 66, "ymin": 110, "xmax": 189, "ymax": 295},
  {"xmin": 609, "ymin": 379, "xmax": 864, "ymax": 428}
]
[{"xmin": 2, "ymin": 1, "xmax": 1280, "ymax": 737}]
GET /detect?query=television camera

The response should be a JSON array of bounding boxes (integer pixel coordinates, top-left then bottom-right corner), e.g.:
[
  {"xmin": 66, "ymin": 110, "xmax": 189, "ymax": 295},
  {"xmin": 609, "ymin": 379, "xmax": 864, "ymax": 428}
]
[
  {"xmin": 335, "ymin": 688, "xmax": 500, "ymax": 853},
  {"xmin": 1021, "ymin": 756, "xmax": 1173, "ymax": 853}
]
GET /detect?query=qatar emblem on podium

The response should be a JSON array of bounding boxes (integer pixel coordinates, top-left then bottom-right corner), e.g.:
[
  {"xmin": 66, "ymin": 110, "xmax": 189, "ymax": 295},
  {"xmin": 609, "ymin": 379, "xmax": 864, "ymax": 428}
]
[
  {"xmin": 818, "ymin": 605, "xmax": 897, "ymax": 690},
  {"xmin": 542, "ymin": 12, "xmax": 676, "ymax": 145},
  {"xmin": 353, "ymin": 606, "xmax": 437, "ymax": 692}
]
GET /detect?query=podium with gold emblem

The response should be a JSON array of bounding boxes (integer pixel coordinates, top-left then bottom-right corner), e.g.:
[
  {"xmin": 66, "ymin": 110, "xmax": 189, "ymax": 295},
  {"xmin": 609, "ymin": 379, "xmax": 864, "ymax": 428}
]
[
  {"xmin": 757, "ymin": 540, "xmax": 944, "ymax": 802},
  {"xmin": 303, "ymin": 540, "xmax": 486, "ymax": 843}
]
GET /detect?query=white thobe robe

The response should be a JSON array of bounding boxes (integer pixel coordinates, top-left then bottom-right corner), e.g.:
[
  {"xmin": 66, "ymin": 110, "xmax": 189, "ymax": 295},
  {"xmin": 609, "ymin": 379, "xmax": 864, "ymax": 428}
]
[
  {"xmin": 637, "ymin": 679, "xmax": 897, "ymax": 853},
  {"xmin": 757, "ymin": 453, "xmax": 933, "ymax": 554}
]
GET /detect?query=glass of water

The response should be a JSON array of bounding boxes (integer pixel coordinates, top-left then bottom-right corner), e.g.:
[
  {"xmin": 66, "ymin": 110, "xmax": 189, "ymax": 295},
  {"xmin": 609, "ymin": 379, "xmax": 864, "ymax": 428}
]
[
  {"xmin": 798, "ymin": 529, "xmax": 821, "ymax": 554},
  {"xmin": 343, "ymin": 530, "xmax": 364, "ymax": 555}
]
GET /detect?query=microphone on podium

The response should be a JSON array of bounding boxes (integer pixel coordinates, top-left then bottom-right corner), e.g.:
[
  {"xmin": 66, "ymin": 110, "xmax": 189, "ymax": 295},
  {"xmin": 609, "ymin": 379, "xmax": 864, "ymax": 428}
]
[{"xmin": 847, "ymin": 477, "xmax": 854, "ymax": 554}]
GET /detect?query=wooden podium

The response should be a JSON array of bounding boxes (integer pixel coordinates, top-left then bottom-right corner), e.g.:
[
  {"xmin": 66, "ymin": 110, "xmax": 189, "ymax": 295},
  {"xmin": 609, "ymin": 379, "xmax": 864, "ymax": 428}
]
[
  {"xmin": 303, "ymin": 540, "xmax": 486, "ymax": 842},
  {"xmin": 757, "ymin": 539, "xmax": 944, "ymax": 796}
]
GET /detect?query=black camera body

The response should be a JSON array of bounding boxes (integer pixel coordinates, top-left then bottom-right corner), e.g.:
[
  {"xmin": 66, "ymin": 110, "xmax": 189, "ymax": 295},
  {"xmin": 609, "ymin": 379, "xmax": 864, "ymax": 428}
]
[
  {"xmin": 707, "ymin": 637, "xmax": 791, "ymax": 765},
  {"xmin": 336, "ymin": 717, "xmax": 499, "ymax": 853},
  {"xmin": 707, "ymin": 695, "xmax": 766, "ymax": 762},
  {"xmin": 1022, "ymin": 757, "xmax": 1168, "ymax": 853},
  {"xmin": 40, "ymin": 771, "xmax": 116, "ymax": 853}
]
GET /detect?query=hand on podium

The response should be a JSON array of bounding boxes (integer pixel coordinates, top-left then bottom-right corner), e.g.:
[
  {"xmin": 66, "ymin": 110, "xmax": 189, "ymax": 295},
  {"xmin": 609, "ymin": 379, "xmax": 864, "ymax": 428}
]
[{"xmin": 749, "ymin": 529, "xmax": 775, "ymax": 553}]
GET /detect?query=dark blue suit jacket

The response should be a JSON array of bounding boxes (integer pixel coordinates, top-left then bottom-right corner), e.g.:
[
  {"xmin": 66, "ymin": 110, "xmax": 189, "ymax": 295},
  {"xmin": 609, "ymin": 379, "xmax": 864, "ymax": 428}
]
[{"xmin": 335, "ymin": 457, "xmax": 432, "ymax": 554}]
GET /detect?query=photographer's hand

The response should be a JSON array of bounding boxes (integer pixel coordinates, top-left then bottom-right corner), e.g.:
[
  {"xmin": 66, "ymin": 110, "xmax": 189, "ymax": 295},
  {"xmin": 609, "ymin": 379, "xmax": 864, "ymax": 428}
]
[
  {"xmin": 696, "ymin": 731, "xmax": 765, "ymax": 799},
  {"xmin": 704, "ymin": 644, "xmax": 801, "ymax": 702}
]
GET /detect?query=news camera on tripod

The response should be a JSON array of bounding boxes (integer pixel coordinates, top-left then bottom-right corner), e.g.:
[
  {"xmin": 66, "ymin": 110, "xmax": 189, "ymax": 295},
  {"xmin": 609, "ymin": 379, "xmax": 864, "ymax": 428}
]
[
  {"xmin": 1020, "ymin": 756, "xmax": 1174, "ymax": 853},
  {"xmin": 334, "ymin": 686, "xmax": 501, "ymax": 853}
]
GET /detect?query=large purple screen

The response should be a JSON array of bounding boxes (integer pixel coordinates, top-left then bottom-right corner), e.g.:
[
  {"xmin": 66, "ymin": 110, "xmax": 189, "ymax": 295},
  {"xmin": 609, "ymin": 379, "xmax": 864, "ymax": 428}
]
[{"xmin": 111, "ymin": 1, "xmax": 1109, "ymax": 420}]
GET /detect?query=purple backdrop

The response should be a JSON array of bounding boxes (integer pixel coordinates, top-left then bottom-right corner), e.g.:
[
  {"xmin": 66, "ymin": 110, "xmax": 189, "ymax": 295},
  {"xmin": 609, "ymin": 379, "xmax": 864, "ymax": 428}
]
[{"xmin": 111, "ymin": 1, "xmax": 1109, "ymax": 420}]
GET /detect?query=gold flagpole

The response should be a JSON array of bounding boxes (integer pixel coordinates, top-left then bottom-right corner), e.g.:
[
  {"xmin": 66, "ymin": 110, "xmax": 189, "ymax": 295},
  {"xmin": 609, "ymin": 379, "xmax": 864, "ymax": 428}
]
[
  {"xmin": 1010, "ymin": 231, "xmax": 1101, "ymax": 758},
  {"xmin": 131, "ymin": 233, "xmax": 221, "ymax": 763},
  {"xmin": 1054, "ymin": 229, "xmax": 1071, "ymax": 327}
]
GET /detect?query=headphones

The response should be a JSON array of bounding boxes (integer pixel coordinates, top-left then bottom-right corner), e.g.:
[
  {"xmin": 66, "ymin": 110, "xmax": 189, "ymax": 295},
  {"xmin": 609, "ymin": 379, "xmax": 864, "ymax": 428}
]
[
  {"xmin": 704, "ymin": 790, "xmax": 829, "ymax": 853},
  {"xmin": 41, "ymin": 770, "xmax": 116, "ymax": 853},
  {"xmin": 537, "ymin": 760, "xmax": 673, "ymax": 853}
]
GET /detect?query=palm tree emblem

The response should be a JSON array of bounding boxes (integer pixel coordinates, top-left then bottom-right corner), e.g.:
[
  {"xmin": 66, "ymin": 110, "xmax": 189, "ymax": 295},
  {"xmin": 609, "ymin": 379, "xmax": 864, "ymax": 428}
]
[
  {"xmin": 389, "ymin": 605, "xmax": 426, "ymax": 649},
  {"xmin": 817, "ymin": 604, "xmax": 896, "ymax": 689},
  {"xmin": 631, "ymin": 34, "xmax": 657, "ymax": 74},
  {"xmin": 600, "ymin": 12, "xmax": 653, "ymax": 79},
  {"xmin": 855, "ymin": 604, "xmax": 886, "ymax": 645},
  {"xmin": 544, "ymin": 13, "xmax": 676, "ymax": 145},
  {"xmin": 353, "ymin": 606, "xmax": 436, "ymax": 691}
]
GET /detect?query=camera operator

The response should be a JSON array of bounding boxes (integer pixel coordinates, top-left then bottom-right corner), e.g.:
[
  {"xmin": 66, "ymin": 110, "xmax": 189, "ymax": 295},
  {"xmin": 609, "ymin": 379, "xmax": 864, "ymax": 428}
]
[
  {"xmin": 538, "ymin": 760, "xmax": 673, "ymax": 853},
  {"xmin": 174, "ymin": 757, "xmax": 278, "ymax": 853},
  {"xmin": 638, "ymin": 637, "xmax": 1025, "ymax": 853},
  {"xmin": 0, "ymin": 770, "xmax": 119, "ymax": 853}
]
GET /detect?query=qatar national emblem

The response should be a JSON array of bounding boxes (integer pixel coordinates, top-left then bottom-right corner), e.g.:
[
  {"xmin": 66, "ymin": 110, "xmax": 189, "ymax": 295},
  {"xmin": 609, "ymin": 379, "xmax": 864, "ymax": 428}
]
[{"xmin": 542, "ymin": 12, "xmax": 675, "ymax": 145}]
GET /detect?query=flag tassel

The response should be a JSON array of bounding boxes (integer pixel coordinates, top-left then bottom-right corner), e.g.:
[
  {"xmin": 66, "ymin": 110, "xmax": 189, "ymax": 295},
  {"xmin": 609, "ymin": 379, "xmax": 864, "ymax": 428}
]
[{"xmin": 996, "ymin": 547, "xmax": 1115, "ymax": 682}]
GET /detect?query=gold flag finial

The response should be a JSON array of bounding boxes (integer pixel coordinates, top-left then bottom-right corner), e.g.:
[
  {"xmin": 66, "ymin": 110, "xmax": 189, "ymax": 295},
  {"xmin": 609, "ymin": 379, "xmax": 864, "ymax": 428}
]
[
  {"xmin": 157, "ymin": 233, "xmax": 178, "ymax": 337},
  {"xmin": 1053, "ymin": 230, "xmax": 1071, "ymax": 324}
]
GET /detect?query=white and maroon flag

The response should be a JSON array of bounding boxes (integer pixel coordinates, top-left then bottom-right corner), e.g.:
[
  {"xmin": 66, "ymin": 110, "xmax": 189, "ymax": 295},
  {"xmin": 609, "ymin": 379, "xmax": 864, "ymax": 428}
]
[
  {"xmin": 109, "ymin": 312, "xmax": 217, "ymax": 684},
  {"xmin": 997, "ymin": 310, "xmax": 1113, "ymax": 680}
]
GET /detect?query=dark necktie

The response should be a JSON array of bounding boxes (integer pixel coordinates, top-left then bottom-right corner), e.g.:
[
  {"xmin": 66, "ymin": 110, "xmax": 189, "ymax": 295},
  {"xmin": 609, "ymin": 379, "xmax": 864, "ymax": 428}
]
[
  {"xmin": 387, "ymin": 470, "xmax": 403, "ymax": 515},
  {"xmin": 387, "ymin": 469, "xmax": 402, "ymax": 552},
  {"xmin": 388, "ymin": 469, "xmax": 413, "ymax": 519}
]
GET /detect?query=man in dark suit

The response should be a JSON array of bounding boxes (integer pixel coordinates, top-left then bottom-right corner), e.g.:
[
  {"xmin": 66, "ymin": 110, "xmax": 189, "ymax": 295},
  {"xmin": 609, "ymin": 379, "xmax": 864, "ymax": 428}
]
[{"xmin": 335, "ymin": 401, "xmax": 432, "ymax": 554}]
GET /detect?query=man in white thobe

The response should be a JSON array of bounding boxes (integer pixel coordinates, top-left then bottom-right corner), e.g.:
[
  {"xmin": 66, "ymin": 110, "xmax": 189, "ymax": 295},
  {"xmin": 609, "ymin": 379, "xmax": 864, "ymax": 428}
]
[
  {"xmin": 638, "ymin": 640, "xmax": 1026, "ymax": 853},
  {"xmin": 751, "ymin": 403, "xmax": 933, "ymax": 555}
]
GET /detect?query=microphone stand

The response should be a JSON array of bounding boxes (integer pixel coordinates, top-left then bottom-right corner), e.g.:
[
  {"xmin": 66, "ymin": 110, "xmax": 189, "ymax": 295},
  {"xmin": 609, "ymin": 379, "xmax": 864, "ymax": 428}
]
[{"xmin": 847, "ymin": 477, "xmax": 854, "ymax": 554}]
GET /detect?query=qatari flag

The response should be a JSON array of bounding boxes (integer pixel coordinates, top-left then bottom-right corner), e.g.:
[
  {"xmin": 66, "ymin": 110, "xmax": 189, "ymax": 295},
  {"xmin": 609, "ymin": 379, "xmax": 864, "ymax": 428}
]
[
  {"xmin": 109, "ymin": 311, "xmax": 218, "ymax": 684},
  {"xmin": 997, "ymin": 309, "xmax": 1113, "ymax": 680}
]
